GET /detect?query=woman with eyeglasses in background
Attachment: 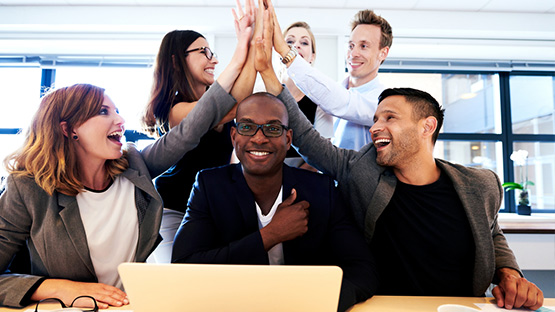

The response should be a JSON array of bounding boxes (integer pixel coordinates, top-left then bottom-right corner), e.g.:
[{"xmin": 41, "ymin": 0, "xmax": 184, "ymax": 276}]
[
  {"xmin": 279, "ymin": 22, "xmax": 333, "ymax": 171},
  {"xmin": 0, "ymin": 2, "xmax": 254, "ymax": 309},
  {"xmin": 142, "ymin": 1, "xmax": 256, "ymax": 263}
]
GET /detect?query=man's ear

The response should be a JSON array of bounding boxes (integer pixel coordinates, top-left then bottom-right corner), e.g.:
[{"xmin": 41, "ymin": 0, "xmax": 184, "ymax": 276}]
[
  {"xmin": 379, "ymin": 46, "xmax": 389, "ymax": 62},
  {"xmin": 285, "ymin": 128, "xmax": 293, "ymax": 151},
  {"xmin": 230, "ymin": 126, "xmax": 237, "ymax": 145},
  {"xmin": 422, "ymin": 117, "xmax": 437, "ymax": 138}
]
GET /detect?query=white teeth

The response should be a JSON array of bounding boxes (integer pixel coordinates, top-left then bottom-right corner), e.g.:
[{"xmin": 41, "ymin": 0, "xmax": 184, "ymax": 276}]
[
  {"xmin": 108, "ymin": 131, "xmax": 124, "ymax": 137},
  {"xmin": 375, "ymin": 139, "xmax": 391, "ymax": 144},
  {"xmin": 250, "ymin": 151, "xmax": 269, "ymax": 156},
  {"xmin": 205, "ymin": 69, "xmax": 214, "ymax": 74}
]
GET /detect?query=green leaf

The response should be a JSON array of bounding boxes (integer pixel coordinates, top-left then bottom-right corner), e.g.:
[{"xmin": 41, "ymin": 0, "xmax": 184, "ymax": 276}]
[{"xmin": 502, "ymin": 182, "xmax": 523, "ymax": 191}]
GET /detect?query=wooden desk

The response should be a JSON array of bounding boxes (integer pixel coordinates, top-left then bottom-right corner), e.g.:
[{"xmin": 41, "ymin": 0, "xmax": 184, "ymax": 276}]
[
  {"xmin": 1, "ymin": 297, "xmax": 554, "ymax": 311},
  {"xmin": 349, "ymin": 296, "xmax": 555, "ymax": 311}
]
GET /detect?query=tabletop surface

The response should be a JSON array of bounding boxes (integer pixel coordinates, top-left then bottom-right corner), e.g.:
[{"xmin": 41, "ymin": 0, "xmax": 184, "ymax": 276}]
[{"xmin": 2, "ymin": 296, "xmax": 554, "ymax": 311}]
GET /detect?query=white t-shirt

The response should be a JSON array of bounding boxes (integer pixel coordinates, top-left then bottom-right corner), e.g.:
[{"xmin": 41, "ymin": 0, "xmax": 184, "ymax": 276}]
[
  {"xmin": 76, "ymin": 176, "xmax": 139, "ymax": 289},
  {"xmin": 255, "ymin": 187, "xmax": 284, "ymax": 265}
]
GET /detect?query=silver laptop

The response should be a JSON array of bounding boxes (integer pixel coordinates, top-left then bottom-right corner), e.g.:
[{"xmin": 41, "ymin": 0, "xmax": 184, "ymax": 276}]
[{"xmin": 118, "ymin": 263, "xmax": 342, "ymax": 312}]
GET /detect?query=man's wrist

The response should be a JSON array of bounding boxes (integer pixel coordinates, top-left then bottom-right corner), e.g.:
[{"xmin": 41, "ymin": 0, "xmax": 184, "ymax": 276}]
[{"xmin": 497, "ymin": 267, "xmax": 521, "ymax": 279}]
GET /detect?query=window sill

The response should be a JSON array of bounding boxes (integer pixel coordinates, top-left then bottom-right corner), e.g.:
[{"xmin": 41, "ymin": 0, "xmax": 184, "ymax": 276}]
[{"xmin": 499, "ymin": 213, "xmax": 555, "ymax": 234}]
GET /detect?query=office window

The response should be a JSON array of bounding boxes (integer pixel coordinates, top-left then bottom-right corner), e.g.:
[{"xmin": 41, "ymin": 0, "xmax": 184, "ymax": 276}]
[
  {"xmin": 380, "ymin": 73, "xmax": 501, "ymax": 134},
  {"xmin": 55, "ymin": 67, "xmax": 154, "ymax": 131},
  {"xmin": 509, "ymin": 75, "xmax": 554, "ymax": 135},
  {"xmin": 434, "ymin": 140, "xmax": 503, "ymax": 173},
  {"xmin": 512, "ymin": 141, "xmax": 555, "ymax": 210},
  {"xmin": 1, "ymin": 64, "xmax": 553, "ymax": 212},
  {"xmin": 0, "ymin": 67, "xmax": 41, "ymax": 177},
  {"xmin": 380, "ymin": 71, "xmax": 555, "ymax": 212},
  {"xmin": 0, "ymin": 67, "xmax": 41, "ymax": 128}
]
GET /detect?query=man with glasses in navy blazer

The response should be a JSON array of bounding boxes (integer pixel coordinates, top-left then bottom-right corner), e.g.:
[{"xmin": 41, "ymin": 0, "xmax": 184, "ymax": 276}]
[{"xmin": 172, "ymin": 92, "xmax": 378, "ymax": 312}]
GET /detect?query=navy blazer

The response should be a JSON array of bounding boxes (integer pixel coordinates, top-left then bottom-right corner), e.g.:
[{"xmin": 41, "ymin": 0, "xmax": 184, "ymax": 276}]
[{"xmin": 172, "ymin": 163, "xmax": 378, "ymax": 312}]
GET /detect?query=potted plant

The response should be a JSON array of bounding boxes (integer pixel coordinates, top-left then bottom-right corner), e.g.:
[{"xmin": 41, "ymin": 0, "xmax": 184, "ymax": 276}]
[{"xmin": 502, "ymin": 150, "xmax": 534, "ymax": 215}]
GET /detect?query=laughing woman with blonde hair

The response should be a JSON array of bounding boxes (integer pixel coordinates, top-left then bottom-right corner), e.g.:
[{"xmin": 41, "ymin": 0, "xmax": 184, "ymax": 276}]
[{"xmin": 0, "ymin": 5, "xmax": 251, "ymax": 306}]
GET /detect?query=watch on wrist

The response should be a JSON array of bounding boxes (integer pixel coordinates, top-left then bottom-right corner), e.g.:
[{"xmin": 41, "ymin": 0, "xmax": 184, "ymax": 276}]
[{"xmin": 281, "ymin": 44, "xmax": 298, "ymax": 65}]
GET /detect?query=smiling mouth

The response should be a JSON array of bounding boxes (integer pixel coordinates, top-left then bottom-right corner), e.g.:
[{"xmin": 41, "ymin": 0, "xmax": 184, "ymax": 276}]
[
  {"xmin": 205, "ymin": 68, "xmax": 214, "ymax": 74},
  {"xmin": 374, "ymin": 138, "xmax": 391, "ymax": 148},
  {"xmin": 249, "ymin": 151, "xmax": 270, "ymax": 156},
  {"xmin": 108, "ymin": 130, "xmax": 124, "ymax": 142}
]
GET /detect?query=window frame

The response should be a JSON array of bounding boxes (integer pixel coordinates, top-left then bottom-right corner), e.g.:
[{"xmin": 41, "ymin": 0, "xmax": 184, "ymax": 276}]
[
  {"xmin": 1, "ymin": 64, "xmax": 553, "ymax": 212},
  {"xmin": 380, "ymin": 68, "xmax": 555, "ymax": 213}
]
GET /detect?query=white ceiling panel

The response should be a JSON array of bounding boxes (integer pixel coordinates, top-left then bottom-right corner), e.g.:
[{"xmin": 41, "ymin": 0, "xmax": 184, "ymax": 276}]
[
  {"xmin": 0, "ymin": 0, "xmax": 67, "ymax": 4},
  {"xmin": 275, "ymin": 0, "xmax": 345, "ymax": 8},
  {"xmin": 482, "ymin": 0, "xmax": 555, "ymax": 13},
  {"xmin": 65, "ymin": 0, "xmax": 137, "ymax": 4},
  {"xmin": 414, "ymin": 0, "xmax": 490, "ymax": 12},
  {"xmin": 0, "ymin": 0, "xmax": 553, "ymax": 13},
  {"xmin": 345, "ymin": 0, "xmax": 420, "ymax": 10}
]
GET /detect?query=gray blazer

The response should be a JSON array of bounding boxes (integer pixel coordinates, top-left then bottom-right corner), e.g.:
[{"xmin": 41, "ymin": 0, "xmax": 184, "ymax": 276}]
[
  {"xmin": 0, "ymin": 82, "xmax": 236, "ymax": 308},
  {"xmin": 277, "ymin": 87, "xmax": 520, "ymax": 297}
]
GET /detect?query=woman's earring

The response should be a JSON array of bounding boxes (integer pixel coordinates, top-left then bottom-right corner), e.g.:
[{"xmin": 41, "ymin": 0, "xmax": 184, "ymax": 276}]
[{"xmin": 73, "ymin": 135, "xmax": 78, "ymax": 140}]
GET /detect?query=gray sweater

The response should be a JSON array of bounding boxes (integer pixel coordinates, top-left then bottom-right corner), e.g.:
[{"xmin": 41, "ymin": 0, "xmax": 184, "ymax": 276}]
[{"xmin": 0, "ymin": 82, "xmax": 236, "ymax": 307}]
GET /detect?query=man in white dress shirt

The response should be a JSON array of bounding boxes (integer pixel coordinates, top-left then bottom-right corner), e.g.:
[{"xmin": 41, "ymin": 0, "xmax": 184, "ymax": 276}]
[{"xmin": 274, "ymin": 9, "xmax": 393, "ymax": 150}]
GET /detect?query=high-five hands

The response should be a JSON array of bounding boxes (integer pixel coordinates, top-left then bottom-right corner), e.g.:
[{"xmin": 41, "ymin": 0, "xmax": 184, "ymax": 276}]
[
  {"xmin": 232, "ymin": 0, "xmax": 255, "ymax": 43},
  {"xmin": 265, "ymin": 0, "xmax": 290, "ymax": 58},
  {"xmin": 260, "ymin": 188, "xmax": 310, "ymax": 251}
]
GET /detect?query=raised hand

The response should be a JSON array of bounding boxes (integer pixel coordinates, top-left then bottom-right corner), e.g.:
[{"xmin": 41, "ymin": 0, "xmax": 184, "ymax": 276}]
[
  {"xmin": 253, "ymin": 8, "xmax": 273, "ymax": 73},
  {"xmin": 232, "ymin": 0, "xmax": 255, "ymax": 42},
  {"xmin": 265, "ymin": 0, "xmax": 290, "ymax": 57},
  {"xmin": 260, "ymin": 188, "xmax": 309, "ymax": 250}
]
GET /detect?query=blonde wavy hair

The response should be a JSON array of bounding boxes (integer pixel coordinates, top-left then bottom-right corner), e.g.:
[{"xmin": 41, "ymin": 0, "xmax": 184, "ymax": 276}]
[{"xmin": 4, "ymin": 84, "xmax": 129, "ymax": 196}]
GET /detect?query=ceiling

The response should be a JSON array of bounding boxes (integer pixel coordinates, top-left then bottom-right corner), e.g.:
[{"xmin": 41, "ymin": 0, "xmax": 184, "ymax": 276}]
[{"xmin": 0, "ymin": 0, "xmax": 555, "ymax": 13}]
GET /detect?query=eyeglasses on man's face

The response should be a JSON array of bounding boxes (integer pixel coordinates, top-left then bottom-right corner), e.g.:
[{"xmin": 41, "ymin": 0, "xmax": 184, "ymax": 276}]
[
  {"xmin": 34, "ymin": 295, "xmax": 98, "ymax": 312},
  {"xmin": 236, "ymin": 122, "xmax": 289, "ymax": 138},
  {"xmin": 184, "ymin": 46, "xmax": 217, "ymax": 60}
]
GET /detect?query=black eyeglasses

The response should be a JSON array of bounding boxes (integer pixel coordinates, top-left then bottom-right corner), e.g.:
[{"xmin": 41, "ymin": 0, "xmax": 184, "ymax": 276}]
[
  {"xmin": 34, "ymin": 295, "xmax": 98, "ymax": 312},
  {"xmin": 184, "ymin": 46, "xmax": 217, "ymax": 60},
  {"xmin": 236, "ymin": 122, "xmax": 289, "ymax": 138}
]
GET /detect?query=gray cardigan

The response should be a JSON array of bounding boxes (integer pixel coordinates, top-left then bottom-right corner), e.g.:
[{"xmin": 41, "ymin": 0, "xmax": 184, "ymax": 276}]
[
  {"xmin": 0, "ymin": 82, "xmax": 236, "ymax": 308},
  {"xmin": 277, "ymin": 87, "xmax": 520, "ymax": 296}
]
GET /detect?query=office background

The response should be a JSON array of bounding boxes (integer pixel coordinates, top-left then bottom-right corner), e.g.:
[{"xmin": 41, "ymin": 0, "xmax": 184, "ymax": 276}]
[{"xmin": 0, "ymin": 0, "xmax": 554, "ymax": 297}]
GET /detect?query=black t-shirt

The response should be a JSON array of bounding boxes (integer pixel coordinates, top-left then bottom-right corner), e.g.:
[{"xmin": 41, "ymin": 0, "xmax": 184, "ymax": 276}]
[
  {"xmin": 155, "ymin": 121, "xmax": 234, "ymax": 212},
  {"xmin": 371, "ymin": 170, "xmax": 475, "ymax": 296}
]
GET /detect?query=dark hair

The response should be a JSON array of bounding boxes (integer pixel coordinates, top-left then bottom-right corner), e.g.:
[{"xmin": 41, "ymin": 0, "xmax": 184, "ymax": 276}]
[
  {"xmin": 142, "ymin": 30, "xmax": 204, "ymax": 137},
  {"xmin": 351, "ymin": 9, "xmax": 393, "ymax": 50},
  {"xmin": 378, "ymin": 88, "xmax": 445, "ymax": 144}
]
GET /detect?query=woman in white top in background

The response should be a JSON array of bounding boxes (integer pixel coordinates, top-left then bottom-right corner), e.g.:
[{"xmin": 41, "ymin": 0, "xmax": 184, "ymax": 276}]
[{"xmin": 279, "ymin": 21, "xmax": 334, "ymax": 171}]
